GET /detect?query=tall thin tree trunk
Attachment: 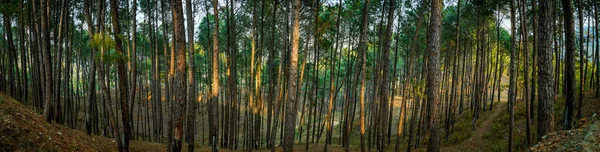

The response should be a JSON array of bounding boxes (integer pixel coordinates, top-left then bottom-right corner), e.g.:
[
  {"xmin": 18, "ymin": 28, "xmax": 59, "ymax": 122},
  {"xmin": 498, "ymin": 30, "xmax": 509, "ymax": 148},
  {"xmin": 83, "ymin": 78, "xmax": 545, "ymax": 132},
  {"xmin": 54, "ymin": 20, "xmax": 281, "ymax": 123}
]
[
  {"xmin": 519, "ymin": 0, "xmax": 531, "ymax": 145},
  {"xmin": 184, "ymin": 0, "xmax": 197, "ymax": 151},
  {"xmin": 210, "ymin": 0, "xmax": 220, "ymax": 151},
  {"xmin": 109, "ymin": 0, "xmax": 132, "ymax": 150},
  {"xmin": 508, "ymin": 0, "xmax": 517, "ymax": 150},
  {"xmin": 447, "ymin": 0, "xmax": 461, "ymax": 142},
  {"xmin": 324, "ymin": 0, "xmax": 342, "ymax": 150},
  {"xmin": 283, "ymin": 0, "xmax": 300, "ymax": 150},
  {"xmin": 577, "ymin": 0, "xmax": 585, "ymax": 120},
  {"xmin": 377, "ymin": 0, "xmax": 395, "ymax": 150},
  {"xmin": 130, "ymin": 0, "xmax": 138, "ymax": 138},
  {"xmin": 562, "ymin": 0, "xmax": 576, "ymax": 130},
  {"xmin": 268, "ymin": 1, "xmax": 279, "ymax": 151},
  {"xmin": 40, "ymin": 0, "xmax": 53, "ymax": 123},
  {"xmin": 82, "ymin": 0, "xmax": 97, "ymax": 136},
  {"xmin": 426, "ymin": 0, "xmax": 442, "ymax": 151},
  {"xmin": 168, "ymin": 0, "xmax": 188, "ymax": 151},
  {"xmin": 354, "ymin": 0, "xmax": 370, "ymax": 151}
]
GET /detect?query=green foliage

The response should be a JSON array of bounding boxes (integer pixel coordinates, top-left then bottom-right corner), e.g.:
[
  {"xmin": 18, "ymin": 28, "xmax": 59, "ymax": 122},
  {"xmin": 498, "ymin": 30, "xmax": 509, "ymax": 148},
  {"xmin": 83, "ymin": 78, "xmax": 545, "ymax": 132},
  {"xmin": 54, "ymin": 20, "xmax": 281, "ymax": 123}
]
[
  {"xmin": 484, "ymin": 100, "xmax": 551, "ymax": 152},
  {"xmin": 90, "ymin": 33, "xmax": 115, "ymax": 50},
  {"xmin": 0, "ymin": 0, "xmax": 21, "ymax": 17},
  {"xmin": 413, "ymin": 80, "xmax": 426, "ymax": 99},
  {"xmin": 90, "ymin": 33, "xmax": 130, "ymax": 64}
]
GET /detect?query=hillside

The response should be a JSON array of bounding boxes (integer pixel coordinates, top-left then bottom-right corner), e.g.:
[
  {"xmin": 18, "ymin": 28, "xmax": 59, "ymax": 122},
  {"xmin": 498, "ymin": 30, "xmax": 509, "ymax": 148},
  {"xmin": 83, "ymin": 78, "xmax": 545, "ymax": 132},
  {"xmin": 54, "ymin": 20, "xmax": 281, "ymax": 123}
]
[
  {"xmin": 433, "ymin": 90, "xmax": 600, "ymax": 152},
  {"xmin": 1, "ymin": 87, "xmax": 599, "ymax": 152},
  {"xmin": 530, "ymin": 114, "xmax": 600, "ymax": 151},
  {"xmin": 0, "ymin": 92, "xmax": 165, "ymax": 152}
]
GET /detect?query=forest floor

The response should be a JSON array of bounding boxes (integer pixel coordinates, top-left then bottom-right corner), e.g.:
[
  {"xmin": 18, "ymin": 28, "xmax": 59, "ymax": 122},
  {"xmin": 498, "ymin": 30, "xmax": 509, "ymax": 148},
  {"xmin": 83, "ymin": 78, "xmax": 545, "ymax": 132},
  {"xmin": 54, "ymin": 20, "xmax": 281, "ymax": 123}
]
[
  {"xmin": 0, "ymin": 91, "xmax": 353, "ymax": 152},
  {"xmin": 439, "ymin": 100, "xmax": 507, "ymax": 152},
  {"xmin": 434, "ymin": 90, "xmax": 600, "ymax": 152},
  {"xmin": 2, "ymin": 84, "xmax": 600, "ymax": 152},
  {"xmin": 530, "ymin": 112, "xmax": 600, "ymax": 151},
  {"xmin": 0, "ymin": 91, "xmax": 166, "ymax": 152}
]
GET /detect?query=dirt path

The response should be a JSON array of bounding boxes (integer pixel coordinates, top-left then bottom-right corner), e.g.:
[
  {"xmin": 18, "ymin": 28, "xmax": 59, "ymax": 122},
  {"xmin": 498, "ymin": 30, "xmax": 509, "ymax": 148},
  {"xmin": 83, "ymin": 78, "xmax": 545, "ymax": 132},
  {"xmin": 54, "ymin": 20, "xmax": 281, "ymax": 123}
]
[{"xmin": 440, "ymin": 101, "xmax": 507, "ymax": 152}]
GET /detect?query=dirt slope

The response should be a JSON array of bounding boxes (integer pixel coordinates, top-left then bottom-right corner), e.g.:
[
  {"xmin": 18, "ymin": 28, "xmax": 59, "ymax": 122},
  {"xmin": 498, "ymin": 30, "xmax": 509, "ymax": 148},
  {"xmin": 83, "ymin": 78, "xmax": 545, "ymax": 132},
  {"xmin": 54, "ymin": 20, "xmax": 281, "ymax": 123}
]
[
  {"xmin": 440, "ymin": 102, "xmax": 506, "ymax": 152},
  {"xmin": 530, "ymin": 114, "xmax": 600, "ymax": 152},
  {"xmin": 0, "ymin": 92, "xmax": 164, "ymax": 152}
]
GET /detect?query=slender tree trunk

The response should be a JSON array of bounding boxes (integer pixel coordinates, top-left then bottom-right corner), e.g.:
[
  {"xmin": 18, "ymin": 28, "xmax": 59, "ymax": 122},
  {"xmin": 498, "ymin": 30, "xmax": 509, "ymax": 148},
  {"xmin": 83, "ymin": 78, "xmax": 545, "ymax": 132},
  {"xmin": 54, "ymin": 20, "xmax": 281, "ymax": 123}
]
[
  {"xmin": 595, "ymin": 0, "xmax": 600, "ymax": 97},
  {"xmin": 577, "ymin": 0, "xmax": 585, "ymax": 120},
  {"xmin": 268, "ymin": 1, "xmax": 279, "ymax": 150},
  {"xmin": 518, "ymin": 0, "xmax": 531, "ymax": 145},
  {"xmin": 531, "ymin": 0, "xmax": 538, "ymax": 125},
  {"xmin": 355, "ymin": 0, "xmax": 370, "ymax": 151},
  {"xmin": 376, "ymin": 0, "xmax": 396, "ymax": 150},
  {"xmin": 266, "ymin": 1, "xmax": 279, "ymax": 148},
  {"xmin": 40, "ymin": 0, "xmax": 53, "ymax": 123},
  {"xmin": 184, "ymin": 0, "xmax": 197, "ymax": 151},
  {"xmin": 447, "ymin": 0, "xmax": 461, "ymax": 141},
  {"xmin": 283, "ymin": 0, "xmax": 300, "ymax": 150},
  {"xmin": 82, "ymin": 0, "xmax": 97, "ymax": 136},
  {"xmin": 323, "ymin": 0, "xmax": 342, "ymax": 150},
  {"xmin": 2, "ymin": 0, "xmax": 18, "ymax": 99},
  {"xmin": 508, "ymin": 1, "xmax": 517, "ymax": 150},
  {"xmin": 426, "ymin": 0, "xmax": 442, "ymax": 151},
  {"xmin": 109, "ymin": 0, "xmax": 132, "ymax": 150},
  {"xmin": 562, "ymin": 0, "xmax": 576, "ymax": 130},
  {"xmin": 210, "ymin": 0, "xmax": 220, "ymax": 151},
  {"xmin": 130, "ymin": 0, "xmax": 138, "ymax": 138}
]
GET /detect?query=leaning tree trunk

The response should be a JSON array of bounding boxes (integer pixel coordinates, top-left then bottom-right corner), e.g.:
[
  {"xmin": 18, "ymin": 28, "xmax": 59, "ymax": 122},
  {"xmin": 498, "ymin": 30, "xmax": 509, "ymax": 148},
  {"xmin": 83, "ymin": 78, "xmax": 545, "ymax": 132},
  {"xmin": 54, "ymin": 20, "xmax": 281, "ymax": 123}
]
[
  {"xmin": 109, "ymin": 0, "xmax": 132, "ymax": 150},
  {"xmin": 324, "ymin": 1, "xmax": 343, "ymax": 151}
]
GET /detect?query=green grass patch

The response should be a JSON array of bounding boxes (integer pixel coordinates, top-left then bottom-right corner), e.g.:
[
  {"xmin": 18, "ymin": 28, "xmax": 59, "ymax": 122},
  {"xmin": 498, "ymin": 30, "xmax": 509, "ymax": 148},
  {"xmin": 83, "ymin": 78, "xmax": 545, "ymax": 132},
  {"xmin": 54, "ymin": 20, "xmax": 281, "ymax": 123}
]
[
  {"xmin": 484, "ymin": 97, "xmax": 567, "ymax": 152},
  {"xmin": 484, "ymin": 101, "xmax": 529, "ymax": 152},
  {"xmin": 443, "ymin": 111, "xmax": 474, "ymax": 145}
]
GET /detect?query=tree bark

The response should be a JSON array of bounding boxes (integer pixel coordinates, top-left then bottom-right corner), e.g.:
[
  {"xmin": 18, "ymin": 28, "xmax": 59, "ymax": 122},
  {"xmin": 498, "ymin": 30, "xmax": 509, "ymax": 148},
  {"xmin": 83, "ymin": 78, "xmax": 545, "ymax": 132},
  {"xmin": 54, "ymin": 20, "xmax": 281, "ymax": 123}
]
[
  {"xmin": 40, "ymin": 0, "xmax": 53, "ymax": 124},
  {"xmin": 169, "ymin": 0, "xmax": 188, "ymax": 151},
  {"xmin": 185, "ymin": 0, "xmax": 197, "ymax": 151},
  {"xmin": 577, "ymin": 0, "xmax": 585, "ymax": 120},
  {"xmin": 268, "ymin": 1, "xmax": 279, "ymax": 151},
  {"xmin": 537, "ymin": 0, "xmax": 555, "ymax": 141},
  {"xmin": 130, "ymin": 0, "xmax": 138, "ymax": 137},
  {"xmin": 509, "ymin": 1, "xmax": 517, "ymax": 150},
  {"xmin": 426, "ymin": 0, "xmax": 442, "ymax": 151},
  {"xmin": 377, "ymin": 0, "xmax": 396, "ymax": 150},
  {"xmin": 518, "ymin": 0, "xmax": 531, "ymax": 145},
  {"xmin": 562, "ymin": 0, "xmax": 576, "ymax": 130},
  {"xmin": 283, "ymin": 0, "xmax": 301, "ymax": 150},
  {"xmin": 109, "ymin": 0, "xmax": 132, "ymax": 150},
  {"xmin": 357, "ymin": 0, "xmax": 370, "ymax": 151},
  {"xmin": 210, "ymin": 0, "xmax": 220, "ymax": 151}
]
